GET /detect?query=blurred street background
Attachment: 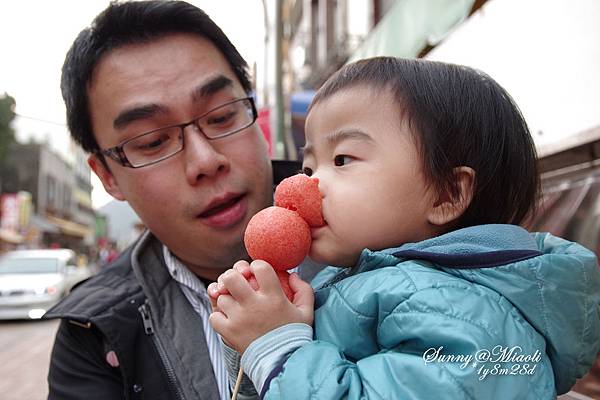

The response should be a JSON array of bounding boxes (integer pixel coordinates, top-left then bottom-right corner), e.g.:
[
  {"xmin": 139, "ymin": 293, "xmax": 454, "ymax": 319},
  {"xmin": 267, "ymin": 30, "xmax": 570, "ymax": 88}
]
[
  {"xmin": 1, "ymin": 0, "xmax": 599, "ymax": 398},
  {"xmin": 0, "ymin": 319, "xmax": 59, "ymax": 400}
]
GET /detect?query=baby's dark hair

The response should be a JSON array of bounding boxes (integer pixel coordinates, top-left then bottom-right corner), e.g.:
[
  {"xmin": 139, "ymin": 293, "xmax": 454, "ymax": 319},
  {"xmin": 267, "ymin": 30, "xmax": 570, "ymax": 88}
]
[{"xmin": 310, "ymin": 57, "xmax": 539, "ymax": 227}]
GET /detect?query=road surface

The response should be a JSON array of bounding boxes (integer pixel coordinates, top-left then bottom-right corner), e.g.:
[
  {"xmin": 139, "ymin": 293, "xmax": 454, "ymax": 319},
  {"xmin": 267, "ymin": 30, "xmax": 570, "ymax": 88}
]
[
  {"xmin": 0, "ymin": 318, "xmax": 598, "ymax": 399},
  {"xmin": 0, "ymin": 319, "xmax": 59, "ymax": 400}
]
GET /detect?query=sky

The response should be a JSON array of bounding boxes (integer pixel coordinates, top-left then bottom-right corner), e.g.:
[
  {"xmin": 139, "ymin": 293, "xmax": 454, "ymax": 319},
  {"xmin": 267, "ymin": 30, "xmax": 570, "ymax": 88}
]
[
  {"xmin": 426, "ymin": 0, "xmax": 600, "ymax": 152},
  {"xmin": 0, "ymin": 0, "xmax": 264, "ymax": 209}
]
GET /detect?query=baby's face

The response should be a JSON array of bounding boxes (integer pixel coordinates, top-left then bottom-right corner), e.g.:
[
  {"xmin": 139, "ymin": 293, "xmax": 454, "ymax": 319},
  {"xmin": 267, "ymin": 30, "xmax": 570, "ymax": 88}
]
[{"xmin": 302, "ymin": 86, "xmax": 440, "ymax": 267}]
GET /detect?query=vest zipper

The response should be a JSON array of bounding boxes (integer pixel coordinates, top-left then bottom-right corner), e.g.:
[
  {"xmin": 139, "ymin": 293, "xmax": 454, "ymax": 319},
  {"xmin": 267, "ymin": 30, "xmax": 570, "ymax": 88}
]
[{"xmin": 138, "ymin": 302, "xmax": 186, "ymax": 400}]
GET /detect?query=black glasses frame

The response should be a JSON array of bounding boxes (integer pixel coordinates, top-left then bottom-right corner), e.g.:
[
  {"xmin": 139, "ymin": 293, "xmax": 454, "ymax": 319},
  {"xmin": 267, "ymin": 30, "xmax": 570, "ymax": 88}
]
[{"xmin": 99, "ymin": 96, "xmax": 258, "ymax": 168}]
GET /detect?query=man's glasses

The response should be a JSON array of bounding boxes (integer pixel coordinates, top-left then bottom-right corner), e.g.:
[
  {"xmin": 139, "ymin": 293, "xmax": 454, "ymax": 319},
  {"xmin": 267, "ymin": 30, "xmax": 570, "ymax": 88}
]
[{"xmin": 100, "ymin": 97, "xmax": 257, "ymax": 168}]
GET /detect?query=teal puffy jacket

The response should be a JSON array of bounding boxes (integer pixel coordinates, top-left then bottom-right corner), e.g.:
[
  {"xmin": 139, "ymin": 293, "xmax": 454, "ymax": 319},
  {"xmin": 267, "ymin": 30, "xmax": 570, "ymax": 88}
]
[{"xmin": 265, "ymin": 225, "xmax": 600, "ymax": 399}]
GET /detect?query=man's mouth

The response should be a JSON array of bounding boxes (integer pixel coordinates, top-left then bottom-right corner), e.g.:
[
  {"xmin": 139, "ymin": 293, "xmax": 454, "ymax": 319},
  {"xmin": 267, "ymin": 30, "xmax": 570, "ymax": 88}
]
[
  {"xmin": 199, "ymin": 195, "xmax": 244, "ymax": 218},
  {"xmin": 198, "ymin": 194, "xmax": 248, "ymax": 229}
]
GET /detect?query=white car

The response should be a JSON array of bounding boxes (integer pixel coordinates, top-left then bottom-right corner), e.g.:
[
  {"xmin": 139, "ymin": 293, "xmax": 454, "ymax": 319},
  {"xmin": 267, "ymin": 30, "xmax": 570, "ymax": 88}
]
[{"xmin": 0, "ymin": 249, "xmax": 91, "ymax": 319}]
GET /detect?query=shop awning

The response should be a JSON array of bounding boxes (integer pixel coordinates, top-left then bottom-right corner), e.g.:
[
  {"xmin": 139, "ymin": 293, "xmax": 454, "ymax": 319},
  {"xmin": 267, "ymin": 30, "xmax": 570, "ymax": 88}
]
[
  {"xmin": 291, "ymin": 90, "xmax": 316, "ymax": 116},
  {"xmin": 74, "ymin": 188, "xmax": 93, "ymax": 209},
  {"xmin": 30, "ymin": 214, "xmax": 60, "ymax": 233},
  {"xmin": 46, "ymin": 215, "xmax": 93, "ymax": 238},
  {"xmin": 348, "ymin": 0, "xmax": 476, "ymax": 63}
]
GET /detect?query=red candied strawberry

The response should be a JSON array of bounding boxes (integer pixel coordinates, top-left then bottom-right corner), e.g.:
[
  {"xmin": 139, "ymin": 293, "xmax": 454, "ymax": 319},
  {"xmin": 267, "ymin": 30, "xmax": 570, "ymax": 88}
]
[
  {"xmin": 244, "ymin": 206, "xmax": 311, "ymax": 271},
  {"xmin": 275, "ymin": 174, "xmax": 324, "ymax": 227}
]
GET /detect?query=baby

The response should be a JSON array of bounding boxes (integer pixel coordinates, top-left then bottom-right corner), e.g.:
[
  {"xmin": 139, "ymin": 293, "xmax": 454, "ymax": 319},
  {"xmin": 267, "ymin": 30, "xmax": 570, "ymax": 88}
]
[{"xmin": 209, "ymin": 57, "xmax": 600, "ymax": 399}]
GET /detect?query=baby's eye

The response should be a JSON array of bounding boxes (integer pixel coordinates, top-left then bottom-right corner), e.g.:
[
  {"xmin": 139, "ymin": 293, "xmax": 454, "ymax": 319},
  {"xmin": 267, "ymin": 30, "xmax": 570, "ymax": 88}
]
[
  {"xmin": 334, "ymin": 155, "xmax": 353, "ymax": 167},
  {"xmin": 302, "ymin": 167, "xmax": 313, "ymax": 176}
]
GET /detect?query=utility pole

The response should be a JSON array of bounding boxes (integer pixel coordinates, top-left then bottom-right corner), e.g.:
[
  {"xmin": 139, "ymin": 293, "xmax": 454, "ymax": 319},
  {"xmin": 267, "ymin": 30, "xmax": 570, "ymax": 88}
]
[
  {"xmin": 261, "ymin": 0, "xmax": 270, "ymax": 107},
  {"xmin": 274, "ymin": 0, "xmax": 285, "ymax": 159}
]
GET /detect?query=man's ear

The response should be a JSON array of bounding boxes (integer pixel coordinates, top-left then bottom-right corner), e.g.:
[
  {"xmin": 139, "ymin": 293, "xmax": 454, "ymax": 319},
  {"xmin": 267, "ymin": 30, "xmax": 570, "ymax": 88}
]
[
  {"xmin": 427, "ymin": 166, "xmax": 475, "ymax": 227},
  {"xmin": 88, "ymin": 154, "xmax": 126, "ymax": 201}
]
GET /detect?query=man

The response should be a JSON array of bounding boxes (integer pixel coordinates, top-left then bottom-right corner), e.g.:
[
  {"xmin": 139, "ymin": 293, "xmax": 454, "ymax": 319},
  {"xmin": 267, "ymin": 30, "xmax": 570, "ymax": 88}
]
[{"xmin": 45, "ymin": 1, "xmax": 300, "ymax": 399}]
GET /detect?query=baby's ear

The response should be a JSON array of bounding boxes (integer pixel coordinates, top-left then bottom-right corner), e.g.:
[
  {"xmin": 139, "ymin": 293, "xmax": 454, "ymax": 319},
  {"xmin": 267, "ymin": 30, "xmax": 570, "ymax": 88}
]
[{"xmin": 427, "ymin": 167, "xmax": 475, "ymax": 226}]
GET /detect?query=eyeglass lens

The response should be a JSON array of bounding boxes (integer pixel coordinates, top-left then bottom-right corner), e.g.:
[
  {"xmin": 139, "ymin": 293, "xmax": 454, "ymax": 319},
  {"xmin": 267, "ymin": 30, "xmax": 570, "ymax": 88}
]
[{"xmin": 122, "ymin": 98, "xmax": 254, "ymax": 167}]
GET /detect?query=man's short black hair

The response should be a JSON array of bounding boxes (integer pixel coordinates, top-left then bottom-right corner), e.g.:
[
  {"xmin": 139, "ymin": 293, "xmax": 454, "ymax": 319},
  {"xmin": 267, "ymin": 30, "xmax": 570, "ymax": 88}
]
[
  {"xmin": 311, "ymin": 57, "xmax": 540, "ymax": 227},
  {"xmin": 61, "ymin": 0, "xmax": 252, "ymax": 154}
]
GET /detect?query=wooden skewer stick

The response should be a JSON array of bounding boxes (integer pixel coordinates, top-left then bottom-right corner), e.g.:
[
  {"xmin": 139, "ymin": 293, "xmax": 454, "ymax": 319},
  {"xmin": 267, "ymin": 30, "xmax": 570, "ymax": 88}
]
[{"xmin": 231, "ymin": 366, "xmax": 244, "ymax": 400}]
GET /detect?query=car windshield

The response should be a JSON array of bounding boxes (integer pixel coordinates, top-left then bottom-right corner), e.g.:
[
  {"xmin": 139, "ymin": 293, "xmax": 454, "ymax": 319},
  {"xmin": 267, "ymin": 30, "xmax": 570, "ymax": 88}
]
[{"xmin": 0, "ymin": 258, "xmax": 59, "ymax": 274}]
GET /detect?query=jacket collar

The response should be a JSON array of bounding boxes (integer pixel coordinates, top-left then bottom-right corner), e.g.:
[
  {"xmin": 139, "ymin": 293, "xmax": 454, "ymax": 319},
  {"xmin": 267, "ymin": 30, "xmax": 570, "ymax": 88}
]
[{"xmin": 345, "ymin": 224, "xmax": 541, "ymax": 277}]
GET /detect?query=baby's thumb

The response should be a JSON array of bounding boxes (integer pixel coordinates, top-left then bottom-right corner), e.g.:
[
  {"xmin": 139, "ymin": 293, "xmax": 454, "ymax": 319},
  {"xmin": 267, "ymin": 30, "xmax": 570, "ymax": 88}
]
[
  {"xmin": 288, "ymin": 272, "xmax": 314, "ymax": 310},
  {"xmin": 207, "ymin": 283, "xmax": 220, "ymax": 312}
]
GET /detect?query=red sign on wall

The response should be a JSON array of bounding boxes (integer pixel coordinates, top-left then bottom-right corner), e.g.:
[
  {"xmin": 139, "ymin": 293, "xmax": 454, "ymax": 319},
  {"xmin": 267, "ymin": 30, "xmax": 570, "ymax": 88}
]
[
  {"xmin": 257, "ymin": 107, "xmax": 272, "ymax": 157},
  {"xmin": 0, "ymin": 194, "xmax": 19, "ymax": 232}
]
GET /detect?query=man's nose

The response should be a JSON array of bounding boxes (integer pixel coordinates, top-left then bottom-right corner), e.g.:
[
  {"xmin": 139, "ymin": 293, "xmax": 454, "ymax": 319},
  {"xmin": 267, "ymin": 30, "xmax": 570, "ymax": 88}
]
[{"xmin": 183, "ymin": 125, "xmax": 230, "ymax": 185}]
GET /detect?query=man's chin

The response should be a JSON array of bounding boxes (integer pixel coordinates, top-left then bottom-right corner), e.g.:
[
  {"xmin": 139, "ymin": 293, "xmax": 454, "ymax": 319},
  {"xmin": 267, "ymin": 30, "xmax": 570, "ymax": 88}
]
[{"xmin": 196, "ymin": 241, "xmax": 248, "ymax": 270}]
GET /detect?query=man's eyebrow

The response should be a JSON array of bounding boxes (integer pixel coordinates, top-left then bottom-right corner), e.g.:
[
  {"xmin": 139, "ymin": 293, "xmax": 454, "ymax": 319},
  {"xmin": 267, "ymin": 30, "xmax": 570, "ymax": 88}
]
[
  {"xmin": 113, "ymin": 104, "xmax": 167, "ymax": 130},
  {"xmin": 112, "ymin": 75, "xmax": 235, "ymax": 130},
  {"xmin": 191, "ymin": 75, "xmax": 234, "ymax": 102}
]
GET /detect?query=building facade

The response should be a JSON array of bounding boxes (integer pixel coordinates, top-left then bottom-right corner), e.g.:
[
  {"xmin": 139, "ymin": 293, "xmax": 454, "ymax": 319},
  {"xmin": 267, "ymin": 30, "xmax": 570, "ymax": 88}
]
[{"xmin": 0, "ymin": 142, "xmax": 94, "ymax": 252}]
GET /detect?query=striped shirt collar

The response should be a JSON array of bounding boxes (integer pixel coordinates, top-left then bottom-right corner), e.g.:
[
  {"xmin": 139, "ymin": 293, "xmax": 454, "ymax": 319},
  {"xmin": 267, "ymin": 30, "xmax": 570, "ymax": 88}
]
[
  {"xmin": 162, "ymin": 245, "xmax": 210, "ymax": 299},
  {"xmin": 161, "ymin": 245, "xmax": 230, "ymax": 400}
]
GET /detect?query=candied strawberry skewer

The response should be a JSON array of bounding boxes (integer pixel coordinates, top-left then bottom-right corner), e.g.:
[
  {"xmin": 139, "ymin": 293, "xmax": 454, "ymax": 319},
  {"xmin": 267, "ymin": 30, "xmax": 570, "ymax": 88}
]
[
  {"xmin": 243, "ymin": 174, "xmax": 323, "ymax": 300},
  {"xmin": 217, "ymin": 174, "xmax": 323, "ymax": 400}
]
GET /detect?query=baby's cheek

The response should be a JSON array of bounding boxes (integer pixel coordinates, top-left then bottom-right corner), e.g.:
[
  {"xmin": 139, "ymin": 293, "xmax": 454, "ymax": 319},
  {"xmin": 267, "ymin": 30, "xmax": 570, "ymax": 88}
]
[
  {"xmin": 348, "ymin": 212, "xmax": 390, "ymax": 248},
  {"xmin": 310, "ymin": 236, "xmax": 359, "ymax": 268},
  {"xmin": 308, "ymin": 241, "xmax": 330, "ymax": 264}
]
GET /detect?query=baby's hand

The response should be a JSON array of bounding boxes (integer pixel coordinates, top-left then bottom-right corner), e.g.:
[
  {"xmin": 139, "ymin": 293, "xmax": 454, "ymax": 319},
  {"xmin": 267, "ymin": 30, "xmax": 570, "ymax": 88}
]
[
  {"xmin": 208, "ymin": 260, "xmax": 314, "ymax": 354},
  {"xmin": 208, "ymin": 261, "xmax": 253, "ymax": 311}
]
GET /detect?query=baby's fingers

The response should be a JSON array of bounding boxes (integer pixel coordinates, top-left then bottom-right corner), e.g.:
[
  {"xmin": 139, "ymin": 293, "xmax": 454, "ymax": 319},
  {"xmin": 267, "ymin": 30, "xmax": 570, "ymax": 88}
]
[
  {"xmin": 208, "ymin": 310, "xmax": 228, "ymax": 335},
  {"xmin": 233, "ymin": 260, "xmax": 253, "ymax": 279},
  {"xmin": 207, "ymin": 283, "xmax": 223, "ymax": 312},
  {"xmin": 220, "ymin": 269, "xmax": 255, "ymax": 303}
]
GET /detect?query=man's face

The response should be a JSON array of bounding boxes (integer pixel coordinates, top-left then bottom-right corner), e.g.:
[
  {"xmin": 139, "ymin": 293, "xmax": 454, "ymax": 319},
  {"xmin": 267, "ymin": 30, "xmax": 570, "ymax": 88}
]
[{"xmin": 87, "ymin": 34, "xmax": 273, "ymax": 279}]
